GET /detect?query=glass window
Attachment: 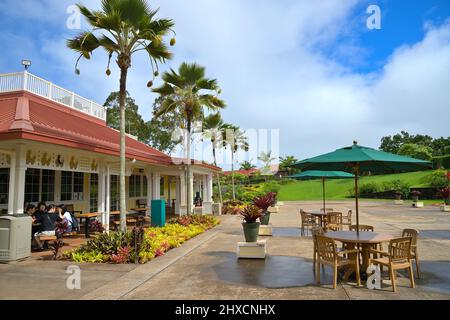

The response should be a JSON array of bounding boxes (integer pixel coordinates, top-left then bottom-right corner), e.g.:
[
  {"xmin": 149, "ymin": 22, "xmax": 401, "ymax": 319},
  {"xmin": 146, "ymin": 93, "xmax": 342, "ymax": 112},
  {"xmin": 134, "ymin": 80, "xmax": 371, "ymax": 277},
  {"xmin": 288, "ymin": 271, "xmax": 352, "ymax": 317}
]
[
  {"xmin": 41, "ymin": 170, "xmax": 55, "ymax": 202},
  {"xmin": 110, "ymin": 175, "xmax": 119, "ymax": 211},
  {"xmin": 61, "ymin": 171, "xmax": 73, "ymax": 201},
  {"xmin": 129, "ymin": 175, "xmax": 141, "ymax": 198},
  {"xmin": 25, "ymin": 168, "xmax": 40, "ymax": 203},
  {"xmin": 73, "ymin": 172, "xmax": 84, "ymax": 200},
  {"xmin": 160, "ymin": 177, "xmax": 165, "ymax": 197},
  {"xmin": 90, "ymin": 173, "xmax": 98, "ymax": 212},
  {"xmin": 0, "ymin": 169, "xmax": 9, "ymax": 205}
]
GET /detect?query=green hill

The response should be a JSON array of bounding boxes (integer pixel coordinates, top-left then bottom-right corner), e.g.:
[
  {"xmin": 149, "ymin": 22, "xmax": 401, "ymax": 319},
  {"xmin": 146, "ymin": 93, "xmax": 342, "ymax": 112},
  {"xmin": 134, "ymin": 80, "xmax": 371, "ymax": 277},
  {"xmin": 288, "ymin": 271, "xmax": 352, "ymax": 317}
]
[{"xmin": 278, "ymin": 171, "xmax": 434, "ymax": 201}]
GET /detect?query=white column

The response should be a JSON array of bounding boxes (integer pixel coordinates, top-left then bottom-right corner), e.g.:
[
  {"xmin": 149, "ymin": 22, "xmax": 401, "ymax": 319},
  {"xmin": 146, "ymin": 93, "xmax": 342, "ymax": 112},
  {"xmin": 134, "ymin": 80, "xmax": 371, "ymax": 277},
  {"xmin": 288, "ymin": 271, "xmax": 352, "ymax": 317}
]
[
  {"xmin": 175, "ymin": 176, "xmax": 181, "ymax": 215},
  {"xmin": 188, "ymin": 171, "xmax": 194, "ymax": 214},
  {"xmin": 179, "ymin": 172, "xmax": 187, "ymax": 215},
  {"xmin": 7, "ymin": 152, "xmax": 16, "ymax": 215},
  {"xmin": 98, "ymin": 166, "xmax": 106, "ymax": 224},
  {"xmin": 202, "ymin": 174, "xmax": 213, "ymax": 215},
  {"xmin": 145, "ymin": 170, "xmax": 152, "ymax": 216},
  {"xmin": 207, "ymin": 173, "xmax": 213, "ymax": 203},
  {"xmin": 13, "ymin": 144, "xmax": 26, "ymax": 214},
  {"xmin": 152, "ymin": 172, "xmax": 161, "ymax": 200},
  {"xmin": 105, "ymin": 166, "xmax": 110, "ymax": 233},
  {"xmin": 202, "ymin": 175, "xmax": 208, "ymax": 203}
]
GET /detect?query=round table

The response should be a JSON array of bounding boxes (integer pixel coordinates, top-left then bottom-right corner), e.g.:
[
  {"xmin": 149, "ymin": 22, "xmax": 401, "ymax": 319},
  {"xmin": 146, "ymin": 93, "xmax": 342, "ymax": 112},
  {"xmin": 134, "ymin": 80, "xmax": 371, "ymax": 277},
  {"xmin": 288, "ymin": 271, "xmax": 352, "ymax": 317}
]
[
  {"xmin": 324, "ymin": 231, "xmax": 395, "ymax": 276},
  {"xmin": 308, "ymin": 211, "xmax": 328, "ymax": 227}
]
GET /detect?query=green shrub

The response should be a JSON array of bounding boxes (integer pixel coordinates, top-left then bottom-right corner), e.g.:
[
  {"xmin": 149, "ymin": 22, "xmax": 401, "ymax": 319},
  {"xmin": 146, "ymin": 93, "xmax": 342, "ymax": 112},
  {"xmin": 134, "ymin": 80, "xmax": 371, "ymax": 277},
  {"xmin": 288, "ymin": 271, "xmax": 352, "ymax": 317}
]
[
  {"xmin": 358, "ymin": 182, "xmax": 382, "ymax": 195},
  {"xmin": 261, "ymin": 181, "xmax": 281, "ymax": 194},
  {"xmin": 423, "ymin": 170, "xmax": 449, "ymax": 188},
  {"xmin": 432, "ymin": 155, "xmax": 450, "ymax": 169}
]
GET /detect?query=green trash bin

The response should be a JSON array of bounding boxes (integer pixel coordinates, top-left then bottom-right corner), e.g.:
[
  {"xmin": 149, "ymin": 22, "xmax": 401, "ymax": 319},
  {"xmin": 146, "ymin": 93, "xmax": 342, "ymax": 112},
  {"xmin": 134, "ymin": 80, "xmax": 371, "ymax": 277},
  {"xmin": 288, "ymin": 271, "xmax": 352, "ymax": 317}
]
[{"xmin": 151, "ymin": 199, "xmax": 166, "ymax": 227}]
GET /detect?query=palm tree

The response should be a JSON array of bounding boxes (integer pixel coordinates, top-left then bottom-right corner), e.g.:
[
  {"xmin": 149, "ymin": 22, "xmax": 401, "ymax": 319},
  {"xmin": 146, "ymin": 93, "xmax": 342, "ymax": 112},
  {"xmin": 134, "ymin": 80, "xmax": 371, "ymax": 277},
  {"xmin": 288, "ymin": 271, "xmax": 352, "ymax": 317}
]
[
  {"xmin": 203, "ymin": 112, "xmax": 225, "ymax": 204},
  {"xmin": 279, "ymin": 155, "xmax": 299, "ymax": 175},
  {"xmin": 153, "ymin": 63, "xmax": 225, "ymax": 215},
  {"xmin": 223, "ymin": 125, "xmax": 249, "ymax": 200},
  {"xmin": 239, "ymin": 161, "xmax": 256, "ymax": 171},
  {"xmin": 67, "ymin": 0, "xmax": 175, "ymax": 232},
  {"xmin": 258, "ymin": 151, "xmax": 276, "ymax": 178}
]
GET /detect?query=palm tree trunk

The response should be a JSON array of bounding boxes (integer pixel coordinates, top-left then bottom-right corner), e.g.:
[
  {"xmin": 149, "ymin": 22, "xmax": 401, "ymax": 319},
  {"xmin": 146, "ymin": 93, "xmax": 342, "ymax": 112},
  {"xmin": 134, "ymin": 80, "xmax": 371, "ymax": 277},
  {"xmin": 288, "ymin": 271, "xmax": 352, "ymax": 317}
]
[
  {"xmin": 231, "ymin": 151, "xmax": 236, "ymax": 200},
  {"xmin": 186, "ymin": 120, "xmax": 192, "ymax": 215},
  {"xmin": 212, "ymin": 146, "xmax": 223, "ymax": 203},
  {"xmin": 119, "ymin": 67, "xmax": 128, "ymax": 232}
]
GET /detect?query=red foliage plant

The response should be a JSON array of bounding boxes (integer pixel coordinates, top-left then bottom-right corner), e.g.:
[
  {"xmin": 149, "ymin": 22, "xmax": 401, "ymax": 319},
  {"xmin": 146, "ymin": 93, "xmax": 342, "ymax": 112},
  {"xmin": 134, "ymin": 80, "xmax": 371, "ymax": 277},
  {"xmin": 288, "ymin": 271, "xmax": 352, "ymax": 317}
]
[
  {"xmin": 253, "ymin": 193, "xmax": 275, "ymax": 211},
  {"xmin": 439, "ymin": 187, "xmax": 450, "ymax": 199},
  {"xmin": 111, "ymin": 246, "xmax": 131, "ymax": 264}
]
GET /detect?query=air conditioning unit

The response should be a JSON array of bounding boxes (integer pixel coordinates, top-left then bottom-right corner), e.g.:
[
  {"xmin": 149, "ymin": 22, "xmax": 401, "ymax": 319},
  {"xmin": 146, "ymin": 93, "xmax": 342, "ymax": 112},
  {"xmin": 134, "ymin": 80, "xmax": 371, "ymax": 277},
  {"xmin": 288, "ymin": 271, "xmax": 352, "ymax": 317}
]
[{"xmin": 0, "ymin": 214, "xmax": 32, "ymax": 263}]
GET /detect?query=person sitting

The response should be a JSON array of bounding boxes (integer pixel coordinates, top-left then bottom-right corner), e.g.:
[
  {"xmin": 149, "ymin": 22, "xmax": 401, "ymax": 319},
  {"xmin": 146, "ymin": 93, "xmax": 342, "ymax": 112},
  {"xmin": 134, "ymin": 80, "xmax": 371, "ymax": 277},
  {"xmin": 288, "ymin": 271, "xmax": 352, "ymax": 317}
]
[
  {"xmin": 33, "ymin": 204, "xmax": 61, "ymax": 251},
  {"xmin": 57, "ymin": 205, "xmax": 73, "ymax": 233},
  {"xmin": 26, "ymin": 204, "xmax": 40, "ymax": 239},
  {"xmin": 34, "ymin": 201, "xmax": 47, "ymax": 222}
]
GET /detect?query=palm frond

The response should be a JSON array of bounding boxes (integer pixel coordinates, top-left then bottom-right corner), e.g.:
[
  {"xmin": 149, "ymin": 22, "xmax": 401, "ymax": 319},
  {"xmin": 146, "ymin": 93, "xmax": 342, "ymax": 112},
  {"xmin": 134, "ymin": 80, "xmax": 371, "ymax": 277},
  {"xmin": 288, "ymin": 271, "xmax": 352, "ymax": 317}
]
[
  {"xmin": 67, "ymin": 31, "xmax": 100, "ymax": 54},
  {"xmin": 179, "ymin": 62, "xmax": 205, "ymax": 85},
  {"xmin": 152, "ymin": 83, "xmax": 175, "ymax": 96}
]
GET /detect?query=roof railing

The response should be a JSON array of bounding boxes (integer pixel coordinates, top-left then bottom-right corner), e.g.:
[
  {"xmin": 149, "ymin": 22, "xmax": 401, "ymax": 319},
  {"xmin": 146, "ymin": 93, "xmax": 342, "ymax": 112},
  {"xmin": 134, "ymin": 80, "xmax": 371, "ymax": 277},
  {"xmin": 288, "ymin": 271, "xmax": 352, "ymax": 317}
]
[{"xmin": 0, "ymin": 71, "xmax": 107, "ymax": 121}]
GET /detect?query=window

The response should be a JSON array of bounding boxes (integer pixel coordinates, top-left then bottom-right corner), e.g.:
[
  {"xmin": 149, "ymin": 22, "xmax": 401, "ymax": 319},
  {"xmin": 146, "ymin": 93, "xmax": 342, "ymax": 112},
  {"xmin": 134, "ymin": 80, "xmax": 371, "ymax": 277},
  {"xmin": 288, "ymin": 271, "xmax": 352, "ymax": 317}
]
[
  {"xmin": 61, "ymin": 171, "xmax": 84, "ymax": 201},
  {"xmin": 61, "ymin": 171, "xmax": 72, "ymax": 201},
  {"xmin": 41, "ymin": 170, "xmax": 55, "ymax": 202},
  {"xmin": 0, "ymin": 169, "xmax": 9, "ymax": 205},
  {"xmin": 25, "ymin": 168, "xmax": 40, "ymax": 203},
  {"xmin": 160, "ymin": 177, "xmax": 165, "ymax": 197},
  {"xmin": 90, "ymin": 173, "xmax": 98, "ymax": 212},
  {"xmin": 129, "ymin": 175, "xmax": 141, "ymax": 198},
  {"xmin": 110, "ymin": 175, "xmax": 119, "ymax": 211}
]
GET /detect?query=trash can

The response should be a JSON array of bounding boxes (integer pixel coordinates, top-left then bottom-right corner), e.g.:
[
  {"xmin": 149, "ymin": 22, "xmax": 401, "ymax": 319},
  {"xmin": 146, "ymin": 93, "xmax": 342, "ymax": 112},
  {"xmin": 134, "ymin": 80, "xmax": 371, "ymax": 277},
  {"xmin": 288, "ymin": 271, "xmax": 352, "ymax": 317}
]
[
  {"xmin": 0, "ymin": 214, "xmax": 32, "ymax": 263},
  {"xmin": 151, "ymin": 199, "xmax": 166, "ymax": 227}
]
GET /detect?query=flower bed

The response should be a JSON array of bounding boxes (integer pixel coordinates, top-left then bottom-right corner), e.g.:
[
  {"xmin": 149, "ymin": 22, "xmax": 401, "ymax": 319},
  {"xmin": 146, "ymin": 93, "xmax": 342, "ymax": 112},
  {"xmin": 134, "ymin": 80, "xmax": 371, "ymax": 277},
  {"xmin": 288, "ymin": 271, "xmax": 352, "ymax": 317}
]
[{"xmin": 63, "ymin": 215, "xmax": 220, "ymax": 264}]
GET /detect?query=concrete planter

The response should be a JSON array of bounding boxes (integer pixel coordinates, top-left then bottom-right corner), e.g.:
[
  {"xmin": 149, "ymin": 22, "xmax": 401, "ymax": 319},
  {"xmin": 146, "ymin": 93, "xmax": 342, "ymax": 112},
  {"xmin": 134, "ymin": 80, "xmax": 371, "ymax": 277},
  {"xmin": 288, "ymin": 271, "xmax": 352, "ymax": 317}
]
[
  {"xmin": 259, "ymin": 212, "xmax": 271, "ymax": 225},
  {"xmin": 212, "ymin": 203, "xmax": 222, "ymax": 216},
  {"xmin": 242, "ymin": 222, "xmax": 260, "ymax": 242},
  {"xmin": 441, "ymin": 205, "xmax": 450, "ymax": 212},
  {"xmin": 394, "ymin": 200, "xmax": 404, "ymax": 205},
  {"xmin": 268, "ymin": 206, "xmax": 279, "ymax": 213},
  {"xmin": 412, "ymin": 201, "xmax": 424, "ymax": 208}
]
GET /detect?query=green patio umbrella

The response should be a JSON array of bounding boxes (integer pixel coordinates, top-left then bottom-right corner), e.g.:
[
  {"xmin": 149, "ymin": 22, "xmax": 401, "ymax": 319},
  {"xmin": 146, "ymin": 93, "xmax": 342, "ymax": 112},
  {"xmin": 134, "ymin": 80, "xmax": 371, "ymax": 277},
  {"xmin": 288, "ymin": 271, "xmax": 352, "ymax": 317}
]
[
  {"xmin": 291, "ymin": 141, "xmax": 433, "ymax": 235},
  {"xmin": 289, "ymin": 170, "xmax": 354, "ymax": 213}
]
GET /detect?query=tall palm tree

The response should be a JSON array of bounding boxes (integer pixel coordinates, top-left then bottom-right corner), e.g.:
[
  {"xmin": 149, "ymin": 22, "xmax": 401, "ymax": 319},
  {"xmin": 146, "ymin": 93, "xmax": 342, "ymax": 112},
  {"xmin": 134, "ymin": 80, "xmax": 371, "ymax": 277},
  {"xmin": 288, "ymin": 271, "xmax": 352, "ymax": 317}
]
[
  {"xmin": 223, "ymin": 125, "xmax": 249, "ymax": 200},
  {"xmin": 239, "ymin": 161, "xmax": 256, "ymax": 171},
  {"xmin": 203, "ymin": 112, "xmax": 225, "ymax": 204},
  {"xmin": 153, "ymin": 63, "xmax": 225, "ymax": 215},
  {"xmin": 67, "ymin": 0, "xmax": 175, "ymax": 232}
]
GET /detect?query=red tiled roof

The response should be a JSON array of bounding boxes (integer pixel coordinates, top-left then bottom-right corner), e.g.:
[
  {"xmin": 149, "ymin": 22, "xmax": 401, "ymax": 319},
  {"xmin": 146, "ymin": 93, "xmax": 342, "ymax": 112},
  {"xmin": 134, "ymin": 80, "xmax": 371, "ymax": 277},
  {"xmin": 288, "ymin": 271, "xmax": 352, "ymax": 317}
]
[
  {"xmin": 222, "ymin": 168, "xmax": 259, "ymax": 176},
  {"xmin": 0, "ymin": 91, "xmax": 220, "ymax": 171}
]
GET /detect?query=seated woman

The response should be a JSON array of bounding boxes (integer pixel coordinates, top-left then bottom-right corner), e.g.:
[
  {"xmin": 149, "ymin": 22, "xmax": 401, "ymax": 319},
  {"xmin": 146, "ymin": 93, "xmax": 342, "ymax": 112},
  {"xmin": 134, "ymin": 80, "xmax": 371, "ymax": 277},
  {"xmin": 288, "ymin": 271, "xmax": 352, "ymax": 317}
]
[
  {"xmin": 26, "ymin": 204, "xmax": 40, "ymax": 239},
  {"xmin": 34, "ymin": 201, "xmax": 47, "ymax": 221},
  {"xmin": 33, "ymin": 204, "xmax": 61, "ymax": 251},
  {"xmin": 57, "ymin": 205, "xmax": 73, "ymax": 233}
]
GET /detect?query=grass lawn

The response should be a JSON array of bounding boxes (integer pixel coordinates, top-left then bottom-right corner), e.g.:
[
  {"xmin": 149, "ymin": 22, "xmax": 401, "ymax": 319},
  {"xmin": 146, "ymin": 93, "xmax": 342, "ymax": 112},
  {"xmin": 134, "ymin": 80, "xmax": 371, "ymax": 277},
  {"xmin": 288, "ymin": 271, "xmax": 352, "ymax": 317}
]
[{"xmin": 278, "ymin": 170, "xmax": 440, "ymax": 201}]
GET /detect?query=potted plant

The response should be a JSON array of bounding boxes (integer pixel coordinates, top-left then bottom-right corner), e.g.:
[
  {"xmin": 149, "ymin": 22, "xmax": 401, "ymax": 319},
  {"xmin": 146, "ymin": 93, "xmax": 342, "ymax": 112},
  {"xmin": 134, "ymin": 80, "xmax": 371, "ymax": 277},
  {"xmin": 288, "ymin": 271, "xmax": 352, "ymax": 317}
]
[
  {"xmin": 240, "ymin": 205, "xmax": 263, "ymax": 242},
  {"xmin": 253, "ymin": 193, "xmax": 275, "ymax": 225},
  {"xmin": 410, "ymin": 190, "xmax": 421, "ymax": 202},
  {"xmin": 438, "ymin": 187, "xmax": 450, "ymax": 205},
  {"xmin": 394, "ymin": 191, "xmax": 403, "ymax": 200}
]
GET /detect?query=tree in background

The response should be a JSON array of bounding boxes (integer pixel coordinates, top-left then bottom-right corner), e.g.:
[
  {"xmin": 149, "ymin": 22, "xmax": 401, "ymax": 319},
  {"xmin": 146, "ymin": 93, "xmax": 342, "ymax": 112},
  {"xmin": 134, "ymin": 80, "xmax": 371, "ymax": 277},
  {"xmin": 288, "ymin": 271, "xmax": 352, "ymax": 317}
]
[
  {"xmin": 153, "ymin": 63, "xmax": 225, "ymax": 215},
  {"xmin": 279, "ymin": 155, "xmax": 299, "ymax": 175},
  {"xmin": 258, "ymin": 151, "xmax": 276, "ymax": 176},
  {"xmin": 380, "ymin": 131, "xmax": 449, "ymax": 156},
  {"xmin": 223, "ymin": 125, "xmax": 249, "ymax": 200},
  {"xmin": 203, "ymin": 112, "xmax": 226, "ymax": 203},
  {"xmin": 398, "ymin": 143, "xmax": 433, "ymax": 160},
  {"xmin": 239, "ymin": 161, "xmax": 256, "ymax": 171},
  {"xmin": 67, "ymin": 0, "xmax": 175, "ymax": 232},
  {"xmin": 105, "ymin": 91, "xmax": 149, "ymax": 142}
]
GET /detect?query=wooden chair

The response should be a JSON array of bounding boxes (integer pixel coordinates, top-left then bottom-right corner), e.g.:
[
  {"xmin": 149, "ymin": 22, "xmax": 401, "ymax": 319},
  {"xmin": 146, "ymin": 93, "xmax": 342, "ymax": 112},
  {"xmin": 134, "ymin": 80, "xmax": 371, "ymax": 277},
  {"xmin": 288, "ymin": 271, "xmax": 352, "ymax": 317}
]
[
  {"xmin": 311, "ymin": 226, "xmax": 325, "ymax": 273},
  {"xmin": 369, "ymin": 237, "xmax": 415, "ymax": 292},
  {"xmin": 315, "ymin": 235, "xmax": 361, "ymax": 289},
  {"xmin": 136, "ymin": 199, "xmax": 147, "ymax": 208},
  {"xmin": 342, "ymin": 210, "xmax": 352, "ymax": 228},
  {"xmin": 325, "ymin": 212, "xmax": 343, "ymax": 231},
  {"xmin": 320, "ymin": 208, "xmax": 334, "ymax": 212},
  {"xmin": 300, "ymin": 209, "xmax": 318, "ymax": 236},
  {"xmin": 349, "ymin": 224, "xmax": 374, "ymax": 232},
  {"xmin": 402, "ymin": 229, "xmax": 421, "ymax": 278}
]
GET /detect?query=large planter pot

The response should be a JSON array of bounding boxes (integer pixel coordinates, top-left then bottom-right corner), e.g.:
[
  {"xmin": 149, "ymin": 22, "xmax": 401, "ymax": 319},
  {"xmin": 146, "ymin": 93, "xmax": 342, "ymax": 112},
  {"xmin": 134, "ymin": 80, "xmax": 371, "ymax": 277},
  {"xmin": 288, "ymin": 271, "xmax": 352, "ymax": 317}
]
[
  {"xmin": 395, "ymin": 194, "xmax": 402, "ymax": 200},
  {"xmin": 242, "ymin": 222, "xmax": 260, "ymax": 242},
  {"xmin": 260, "ymin": 212, "xmax": 271, "ymax": 225},
  {"xmin": 412, "ymin": 196, "xmax": 419, "ymax": 202}
]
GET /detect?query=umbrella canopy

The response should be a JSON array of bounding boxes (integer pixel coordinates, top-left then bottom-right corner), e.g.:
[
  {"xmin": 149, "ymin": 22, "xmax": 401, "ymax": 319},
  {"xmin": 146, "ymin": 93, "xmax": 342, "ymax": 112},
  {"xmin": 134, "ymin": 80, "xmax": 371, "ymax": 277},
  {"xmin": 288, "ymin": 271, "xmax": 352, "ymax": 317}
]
[
  {"xmin": 289, "ymin": 170, "xmax": 355, "ymax": 179},
  {"xmin": 291, "ymin": 142, "xmax": 433, "ymax": 234},
  {"xmin": 289, "ymin": 170, "xmax": 355, "ymax": 212}
]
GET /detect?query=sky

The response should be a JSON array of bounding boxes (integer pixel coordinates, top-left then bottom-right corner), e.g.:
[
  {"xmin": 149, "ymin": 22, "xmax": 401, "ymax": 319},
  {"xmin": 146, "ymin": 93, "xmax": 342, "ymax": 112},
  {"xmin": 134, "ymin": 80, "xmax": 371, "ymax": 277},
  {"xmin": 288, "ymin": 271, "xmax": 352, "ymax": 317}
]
[{"xmin": 0, "ymin": 0, "xmax": 449, "ymax": 169}]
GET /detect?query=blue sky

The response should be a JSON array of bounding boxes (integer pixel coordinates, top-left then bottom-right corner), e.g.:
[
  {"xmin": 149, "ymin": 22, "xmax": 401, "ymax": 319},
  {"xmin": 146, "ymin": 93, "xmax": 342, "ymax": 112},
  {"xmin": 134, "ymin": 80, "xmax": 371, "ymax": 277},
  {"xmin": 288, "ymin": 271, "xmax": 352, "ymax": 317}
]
[{"xmin": 0, "ymin": 1, "xmax": 449, "ymax": 169}]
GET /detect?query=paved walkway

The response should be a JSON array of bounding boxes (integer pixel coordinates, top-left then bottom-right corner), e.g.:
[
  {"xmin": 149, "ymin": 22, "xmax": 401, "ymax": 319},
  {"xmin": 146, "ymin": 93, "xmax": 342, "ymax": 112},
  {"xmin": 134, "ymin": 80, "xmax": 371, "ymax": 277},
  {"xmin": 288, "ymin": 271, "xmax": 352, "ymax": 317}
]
[{"xmin": 1, "ymin": 201, "xmax": 450, "ymax": 300}]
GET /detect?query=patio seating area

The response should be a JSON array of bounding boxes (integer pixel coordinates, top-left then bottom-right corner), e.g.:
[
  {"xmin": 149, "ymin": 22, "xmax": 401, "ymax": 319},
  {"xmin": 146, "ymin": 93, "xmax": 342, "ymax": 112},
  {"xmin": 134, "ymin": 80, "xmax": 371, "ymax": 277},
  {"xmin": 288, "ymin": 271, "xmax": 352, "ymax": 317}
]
[{"xmin": 1, "ymin": 200, "xmax": 450, "ymax": 300}]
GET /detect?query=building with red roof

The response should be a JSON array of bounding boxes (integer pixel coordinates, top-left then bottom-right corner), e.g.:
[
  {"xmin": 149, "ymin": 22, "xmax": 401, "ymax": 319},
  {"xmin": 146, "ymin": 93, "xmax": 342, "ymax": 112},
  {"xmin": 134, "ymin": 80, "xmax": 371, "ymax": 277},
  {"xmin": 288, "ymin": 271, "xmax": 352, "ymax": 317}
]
[{"xmin": 0, "ymin": 71, "xmax": 220, "ymax": 225}]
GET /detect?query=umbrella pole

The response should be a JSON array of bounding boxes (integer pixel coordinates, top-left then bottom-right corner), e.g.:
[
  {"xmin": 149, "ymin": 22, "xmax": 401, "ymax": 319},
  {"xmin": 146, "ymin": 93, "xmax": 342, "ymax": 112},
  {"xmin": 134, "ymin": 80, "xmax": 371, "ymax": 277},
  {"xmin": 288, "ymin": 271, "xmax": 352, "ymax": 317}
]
[
  {"xmin": 322, "ymin": 177, "xmax": 326, "ymax": 212},
  {"xmin": 354, "ymin": 164, "xmax": 360, "ymax": 236}
]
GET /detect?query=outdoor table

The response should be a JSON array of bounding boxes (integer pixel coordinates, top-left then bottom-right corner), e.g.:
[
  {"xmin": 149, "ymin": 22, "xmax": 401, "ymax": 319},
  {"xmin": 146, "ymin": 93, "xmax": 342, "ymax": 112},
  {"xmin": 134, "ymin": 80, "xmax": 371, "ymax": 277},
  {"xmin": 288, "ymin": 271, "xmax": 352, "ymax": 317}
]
[
  {"xmin": 75, "ymin": 212, "xmax": 101, "ymax": 238},
  {"xmin": 324, "ymin": 231, "xmax": 395, "ymax": 278},
  {"xmin": 308, "ymin": 211, "xmax": 328, "ymax": 227},
  {"xmin": 130, "ymin": 207, "xmax": 149, "ymax": 215}
]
